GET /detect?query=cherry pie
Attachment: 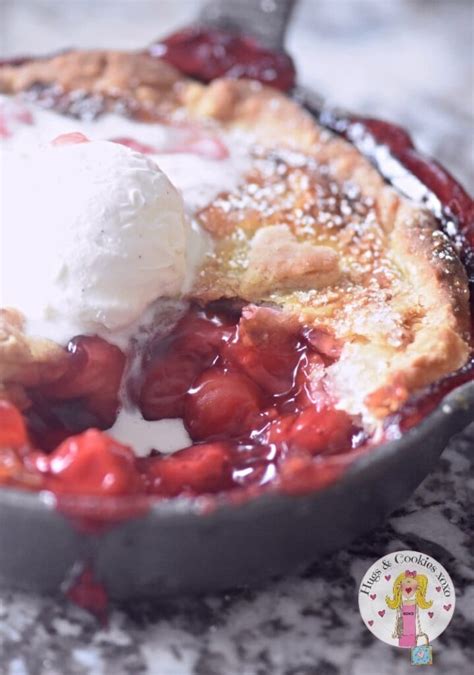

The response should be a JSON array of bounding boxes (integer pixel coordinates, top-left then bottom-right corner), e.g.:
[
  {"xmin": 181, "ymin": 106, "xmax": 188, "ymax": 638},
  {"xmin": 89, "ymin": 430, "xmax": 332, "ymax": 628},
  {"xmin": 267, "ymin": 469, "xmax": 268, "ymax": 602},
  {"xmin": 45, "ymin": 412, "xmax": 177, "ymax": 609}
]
[{"xmin": 0, "ymin": 46, "xmax": 472, "ymax": 502}]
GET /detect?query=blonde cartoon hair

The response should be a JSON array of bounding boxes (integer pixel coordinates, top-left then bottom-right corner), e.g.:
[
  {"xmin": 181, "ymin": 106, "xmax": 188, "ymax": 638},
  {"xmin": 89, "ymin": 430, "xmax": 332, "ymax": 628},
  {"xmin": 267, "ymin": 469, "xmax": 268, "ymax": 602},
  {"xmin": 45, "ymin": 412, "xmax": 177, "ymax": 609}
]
[{"xmin": 385, "ymin": 571, "xmax": 433, "ymax": 610}]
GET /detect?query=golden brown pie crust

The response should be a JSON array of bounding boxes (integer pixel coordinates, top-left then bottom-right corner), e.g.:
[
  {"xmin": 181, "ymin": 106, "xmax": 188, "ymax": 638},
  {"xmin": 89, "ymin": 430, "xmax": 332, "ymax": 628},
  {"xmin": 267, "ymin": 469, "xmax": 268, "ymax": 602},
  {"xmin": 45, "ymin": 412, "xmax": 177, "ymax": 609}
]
[{"xmin": 0, "ymin": 50, "xmax": 470, "ymax": 422}]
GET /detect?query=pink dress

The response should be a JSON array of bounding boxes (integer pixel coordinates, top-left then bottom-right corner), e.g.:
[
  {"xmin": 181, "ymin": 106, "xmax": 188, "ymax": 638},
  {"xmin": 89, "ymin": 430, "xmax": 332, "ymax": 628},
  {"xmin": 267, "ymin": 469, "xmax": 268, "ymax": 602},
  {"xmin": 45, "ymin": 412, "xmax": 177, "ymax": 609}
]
[{"xmin": 399, "ymin": 603, "xmax": 417, "ymax": 648}]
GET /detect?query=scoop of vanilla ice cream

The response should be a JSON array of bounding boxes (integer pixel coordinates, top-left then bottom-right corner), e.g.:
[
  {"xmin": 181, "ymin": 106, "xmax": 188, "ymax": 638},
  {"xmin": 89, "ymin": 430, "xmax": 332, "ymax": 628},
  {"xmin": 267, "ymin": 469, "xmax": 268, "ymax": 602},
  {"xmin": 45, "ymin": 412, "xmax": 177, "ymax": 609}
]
[{"xmin": 1, "ymin": 139, "xmax": 188, "ymax": 340}]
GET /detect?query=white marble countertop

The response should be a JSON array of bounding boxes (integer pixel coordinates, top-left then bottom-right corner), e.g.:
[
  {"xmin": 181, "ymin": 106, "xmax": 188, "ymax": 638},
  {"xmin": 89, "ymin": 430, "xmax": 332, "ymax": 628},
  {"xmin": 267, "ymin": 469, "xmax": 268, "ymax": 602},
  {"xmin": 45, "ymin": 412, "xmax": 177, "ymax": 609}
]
[
  {"xmin": 0, "ymin": 1, "xmax": 473, "ymax": 674},
  {"xmin": 1, "ymin": 430, "xmax": 473, "ymax": 675}
]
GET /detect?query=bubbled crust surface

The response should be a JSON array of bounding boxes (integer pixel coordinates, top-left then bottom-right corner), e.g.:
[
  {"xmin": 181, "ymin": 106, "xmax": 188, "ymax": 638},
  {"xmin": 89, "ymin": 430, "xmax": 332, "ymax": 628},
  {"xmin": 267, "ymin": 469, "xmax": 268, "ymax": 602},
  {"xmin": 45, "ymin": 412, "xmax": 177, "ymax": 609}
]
[{"xmin": 0, "ymin": 50, "xmax": 470, "ymax": 421}]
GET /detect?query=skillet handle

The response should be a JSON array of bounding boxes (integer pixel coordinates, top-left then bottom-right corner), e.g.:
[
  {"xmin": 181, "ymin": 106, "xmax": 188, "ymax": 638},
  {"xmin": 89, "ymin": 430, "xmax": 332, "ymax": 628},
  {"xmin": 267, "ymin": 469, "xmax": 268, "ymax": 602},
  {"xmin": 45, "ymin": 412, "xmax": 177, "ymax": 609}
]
[{"xmin": 199, "ymin": 0, "xmax": 298, "ymax": 50}]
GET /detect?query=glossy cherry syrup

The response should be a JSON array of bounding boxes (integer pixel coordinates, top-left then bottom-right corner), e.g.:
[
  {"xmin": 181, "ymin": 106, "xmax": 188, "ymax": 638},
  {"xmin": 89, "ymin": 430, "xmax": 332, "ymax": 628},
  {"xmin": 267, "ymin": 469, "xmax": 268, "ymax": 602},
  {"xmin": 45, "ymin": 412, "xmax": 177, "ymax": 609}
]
[
  {"xmin": 7, "ymin": 305, "xmax": 361, "ymax": 500},
  {"xmin": 64, "ymin": 565, "xmax": 108, "ymax": 623},
  {"xmin": 150, "ymin": 27, "xmax": 296, "ymax": 92}
]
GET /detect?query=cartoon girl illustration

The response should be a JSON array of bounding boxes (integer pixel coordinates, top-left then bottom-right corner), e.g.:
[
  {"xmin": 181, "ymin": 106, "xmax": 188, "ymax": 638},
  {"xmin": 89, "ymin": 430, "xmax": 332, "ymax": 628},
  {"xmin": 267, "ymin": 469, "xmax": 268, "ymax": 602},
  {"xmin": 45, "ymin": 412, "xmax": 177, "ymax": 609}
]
[{"xmin": 385, "ymin": 570, "xmax": 433, "ymax": 647}]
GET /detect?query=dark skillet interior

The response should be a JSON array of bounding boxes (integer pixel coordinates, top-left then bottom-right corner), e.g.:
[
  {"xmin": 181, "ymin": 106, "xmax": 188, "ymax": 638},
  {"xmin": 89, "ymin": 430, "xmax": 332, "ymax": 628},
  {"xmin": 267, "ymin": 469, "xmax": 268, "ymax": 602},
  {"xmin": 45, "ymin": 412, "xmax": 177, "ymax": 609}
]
[{"xmin": 0, "ymin": 57, "xmax": 473, "ymax": 597}]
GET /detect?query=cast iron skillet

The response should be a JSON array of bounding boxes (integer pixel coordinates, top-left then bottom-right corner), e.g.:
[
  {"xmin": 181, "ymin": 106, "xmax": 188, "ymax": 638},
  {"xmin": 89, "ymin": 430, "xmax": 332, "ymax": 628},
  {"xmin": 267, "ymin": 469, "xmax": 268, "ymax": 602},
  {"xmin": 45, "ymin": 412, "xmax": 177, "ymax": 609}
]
[
  {"xmin": 0, "ymin": 383, "xmax": 472, "ymax": 598},
  {"xmin": 0, "ymin": 5, "xmax": 473, "ymax": 600}
]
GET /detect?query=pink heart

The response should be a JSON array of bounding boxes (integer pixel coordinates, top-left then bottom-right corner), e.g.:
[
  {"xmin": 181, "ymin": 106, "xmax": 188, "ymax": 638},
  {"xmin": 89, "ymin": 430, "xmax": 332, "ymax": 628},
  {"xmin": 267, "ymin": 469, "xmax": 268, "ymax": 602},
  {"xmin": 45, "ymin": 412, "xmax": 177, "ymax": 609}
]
[
  {"xmin": 436, "ymin": 586, "xmax": 441, "ymax": 592},
  {"xmin": 368, "ymin": 620, "xmax": 374, "ymax": 626},
  {"xmin": 443, "ymin": 604, "xmax": 452, "ymax": 612},
  {"xmin": 370, "ymin": 594, "xmax": 376, "ymax": 600},
  {"xmin": 378, "ymin": 610, "xmax": 385, "ymax": 618},
  {"xmin": 385, "ymin": 575, "xmax": 391, "ymax": 581},
  {"xmin": 428, "ymin": 612, "xmax": 434, "ymax": 618}
]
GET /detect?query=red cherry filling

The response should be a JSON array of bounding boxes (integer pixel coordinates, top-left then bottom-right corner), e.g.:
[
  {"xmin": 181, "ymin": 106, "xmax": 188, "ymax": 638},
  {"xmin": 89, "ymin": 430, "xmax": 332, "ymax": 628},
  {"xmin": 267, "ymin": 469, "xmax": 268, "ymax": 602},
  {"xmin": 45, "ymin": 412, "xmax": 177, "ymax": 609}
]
[
  {"xmin": 151, "ymin": 27, "xmax": 296, "ymax": 92},
  {"xmin": 111, "ymin": 129, "xmax": 229, "ymax": 160},
  {"xmin": 222, "ymin": 306, "xmax": 302, "ymax": 396},
  {"xmin": 138, "ymin": 310, "xmax": 231, "ymax": 419},
  {"xmin": 0, "ymin": 399, "xmax": 29, "ymax": 449},
  {"xmin": 278, "ymin": 454, "xmax": 346, "ymax": 495},
  {"xmin": 0, "ymin": 401, "xmax": 38, "ymax": 486},
  {"xmin": 264, "ymin": 407, "xmax": 354, "ymax": 456},
  {"xmin": 39, "ymin": 336, "xmax": 126, "ymax": 427},
  {"xmin": 109, "ymin": 137, "xmax": 156, "ymax": 154},
  {"xmin": 3, "ymin": 291, "xmax": 473, "ymax": 501},
  {"xmin": 14, "ymin": 303, "xmax": 361, "ymax": 499},
  {"xmin": 137, "ymin": 304, "xmax": 354, "ymax": 489},
  {"xmin": 303, "ymin": 327, "xmax": 343, "ymax": 361},
  {"xmin": 30, "ymin": 429, "xmax": 143, "ymax": 497},
  {"xmin": 52, "ymin": 132, "xmax": 89, "ymax": 145},
  {"xmin": 294, "ymin": 352, "xmax": 327, "ymax": 409},
  {"xmin": 145, "ymin": 442, "xmax": 233, "ymax": 497},
  {"xmin": 64, "ymin": 566, "xmax": 108, "ymax": 622},
  {"xmin": 184, "ymin": 367, "xmax": 264, "ymax": 441}
]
